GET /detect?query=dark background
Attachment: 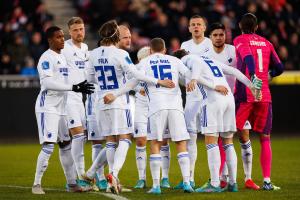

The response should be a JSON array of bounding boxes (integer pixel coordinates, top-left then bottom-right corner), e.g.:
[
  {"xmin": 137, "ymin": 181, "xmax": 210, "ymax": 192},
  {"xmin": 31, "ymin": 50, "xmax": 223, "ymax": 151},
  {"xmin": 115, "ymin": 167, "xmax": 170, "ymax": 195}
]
[{"xmin": 0, "ymin": 85, "xmax": 298, "ymax": 140}]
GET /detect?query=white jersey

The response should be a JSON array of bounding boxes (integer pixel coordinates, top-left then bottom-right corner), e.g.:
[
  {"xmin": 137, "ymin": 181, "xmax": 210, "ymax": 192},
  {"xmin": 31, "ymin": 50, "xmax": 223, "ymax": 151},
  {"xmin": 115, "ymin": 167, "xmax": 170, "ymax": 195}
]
[
  {"xmin": 35, "ymin": 49, "xmax": 69, "ymax": 115},
  {"xmin": 181, "ymin": 37, "xmax": 213, "ymax": 102},
  {"xmin": 61, "ymin": 39, "xmax": 89, "ymax": 104},
  {"xmin": 181, "ymin": 37, "xmax": 213, "ymax": 57},
  {"xmin": 204, "ymin": 44, "xmax": 236, "ymax": 92},
  {"xmin": 138, "ymin": 53, "xmax": 189, "ymax": 116},
  {"xmin": 87, "ymin": 45, "xmax": 157, "ymax": 110}
]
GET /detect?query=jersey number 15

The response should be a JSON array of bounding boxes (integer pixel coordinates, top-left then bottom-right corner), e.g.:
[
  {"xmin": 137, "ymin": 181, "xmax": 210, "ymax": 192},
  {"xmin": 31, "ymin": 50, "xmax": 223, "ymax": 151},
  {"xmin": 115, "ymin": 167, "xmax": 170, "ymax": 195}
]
[{"xmin": 151, "ymin": 65, "xmax": 172, "ymax": 88}]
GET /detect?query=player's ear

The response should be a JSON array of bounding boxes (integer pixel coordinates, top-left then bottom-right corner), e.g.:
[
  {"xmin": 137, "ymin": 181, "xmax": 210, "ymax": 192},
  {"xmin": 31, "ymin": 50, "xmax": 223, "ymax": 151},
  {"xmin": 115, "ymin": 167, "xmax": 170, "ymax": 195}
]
[{"xmin": 163, "ymin": 48, "xmax": 166, "ymax": 54}]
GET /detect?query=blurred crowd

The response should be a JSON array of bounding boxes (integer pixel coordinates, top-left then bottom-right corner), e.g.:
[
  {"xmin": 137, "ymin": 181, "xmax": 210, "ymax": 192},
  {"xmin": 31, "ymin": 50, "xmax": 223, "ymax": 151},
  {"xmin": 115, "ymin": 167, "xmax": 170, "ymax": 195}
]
[
  {"xmin": 74, "ymin": 0, "xmax": 300, "ymax": 70},
  {"xmin": 0, "ymin": 0, "xmax": 53, "ymax": 75},
  {"xmin": 1, "ymin": 0, "xmax": 299, "ymax": 75}
]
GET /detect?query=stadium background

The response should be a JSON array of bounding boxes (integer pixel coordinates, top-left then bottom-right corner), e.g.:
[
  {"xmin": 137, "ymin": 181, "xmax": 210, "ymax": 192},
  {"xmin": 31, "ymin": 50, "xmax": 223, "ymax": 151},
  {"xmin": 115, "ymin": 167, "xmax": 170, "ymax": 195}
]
[{"xmin": 0, "ymin": 0, "xmax": 299, "ymax": 200}]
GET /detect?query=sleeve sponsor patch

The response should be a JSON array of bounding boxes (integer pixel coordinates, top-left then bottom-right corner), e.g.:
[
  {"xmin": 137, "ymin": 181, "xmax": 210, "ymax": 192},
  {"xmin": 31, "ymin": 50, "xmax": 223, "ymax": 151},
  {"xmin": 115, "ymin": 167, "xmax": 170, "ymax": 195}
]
[
  {"xmin": 42, "ymin": 61, "xmax": 50, "ymax": 70},
  {"xmin": 125, "ymin": 56, "xmax": 133, "ymax": 64}
]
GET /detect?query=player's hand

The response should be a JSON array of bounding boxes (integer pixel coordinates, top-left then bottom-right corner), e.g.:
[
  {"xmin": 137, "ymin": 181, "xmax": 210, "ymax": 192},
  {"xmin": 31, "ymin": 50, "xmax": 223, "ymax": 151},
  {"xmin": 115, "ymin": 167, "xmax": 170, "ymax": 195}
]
[
  {"xmin": 139, "ymin": 88, "xmax": 146, "ymax": 96},
  {"xmin": 186, "ymin": 79, "xmax": 197, "ymax": 92},
  {"xmin": 158, "ymin": 79, "xmax": 175, "ymax": 88},
  {"xmin": 72, "ymin": 80, "xmax": 94, "ymax": 94},
  {"xmin": 103, "ymin": 93, "xmax": 116, "ymax": 104},
  {"xmin": 251, "ymin": 75, "xmax": 263, "ymax": 89},
  {"xmin": 214, "ymin": 85, "xmax": 228, "ymax": 95},
  {"xmin": 250, "ymin": 86, "xmax": 262, "ymax": 101}
]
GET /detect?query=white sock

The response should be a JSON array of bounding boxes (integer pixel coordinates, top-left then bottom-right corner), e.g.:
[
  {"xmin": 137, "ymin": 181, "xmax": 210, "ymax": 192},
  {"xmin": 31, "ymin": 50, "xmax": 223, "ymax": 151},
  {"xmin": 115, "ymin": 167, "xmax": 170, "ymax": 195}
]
[
  {"xmin": 206, "ymin": 143, "xmax": 221, "ymax": 187},
  {"xmin": 71, "ymin": 133, "xmax": 85, "ymax": 179},
  {"xmin": 136, "ymin": 146, "xmax": 147, "ymax": 180},
  {"xmin": 106, "ymin": 142, "xmax": 117, "ymax": 173},
  {"xmin": 221, "ymin": 163, "xmax": 229, "ymax": 182},
  {"xmin": 59, "ymin": 143, "xmax": 77, "ymax": 185},
  {"xmin": 33, "ymin": 144, "xmax": 54, "ymax": 185},
  {"xmin": 224, "ymin": 143, "xmax": 237, "ymax": 185},
  {"xmin": 240, "ymin": 140, "xmax": 253, "ymax": 181},
  {"xmin": 160, "ymin": 145, "xmax": 170, "ymax": 179},
  {"xmin": 112, "ymin": 139, "xmax": 131, "ymax": 179},
  {"xmin": 187, "ymin": 133, "xmax": 197, "ymax": 182},
  {"xmin": 177, "ymin": 152, "xmax": 190, "ymax": 183},
  {"xmin": 150, "ymin": 154, "xmax": 162, "ymax": 188},
  {"xmin": 87, "ymin": 147, "xmax": 107, "ymax": 178},
  {"xmin": 92, "ymin": 144, "xmax": 105, "ymax": 180}
]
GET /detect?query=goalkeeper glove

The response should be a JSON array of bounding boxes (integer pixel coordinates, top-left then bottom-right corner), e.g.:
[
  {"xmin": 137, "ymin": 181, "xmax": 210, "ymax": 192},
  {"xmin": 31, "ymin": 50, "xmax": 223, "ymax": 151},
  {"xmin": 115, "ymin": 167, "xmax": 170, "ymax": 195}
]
[
  {"xmin": 72, "ymin": 80, "xmax": 95, "ymax": 94},
  {"xmin": 251, "ymin": 74, "xmax": 262, "ymax": 89}
]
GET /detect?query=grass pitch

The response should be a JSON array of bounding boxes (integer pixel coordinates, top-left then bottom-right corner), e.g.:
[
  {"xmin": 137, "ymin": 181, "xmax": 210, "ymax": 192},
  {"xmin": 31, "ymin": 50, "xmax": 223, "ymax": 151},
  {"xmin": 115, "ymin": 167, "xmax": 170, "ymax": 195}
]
[{"xmin": 0, "ymin": 136, "xmax": 300, "ymax": 200}]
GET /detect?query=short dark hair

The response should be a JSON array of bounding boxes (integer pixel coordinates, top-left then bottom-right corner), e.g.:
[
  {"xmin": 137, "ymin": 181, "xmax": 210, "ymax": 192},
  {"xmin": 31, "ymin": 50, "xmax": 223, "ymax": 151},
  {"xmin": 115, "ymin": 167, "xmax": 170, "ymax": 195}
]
[
  {"xmin": 189, "ymin": 15, "xmax": 206, "ymax": 24},
  {"xmin": 240, "ymin": 13, "xmax": 257, "ymax": 34},
  {"xmin": 45, "ymin": 26, "xmax": 62, "ymax": 39},
  {"xmin": 67, "ymin": 17, "xmax": 84, "ymax": 28},
  {"xmin": 98, "ymin": 20, "xmax": 120, "ymax": 46},
  {"xmin": 173, "ymin": 49, "xmax": 188, "ymax": 59},
  {"xmin": 150, "ymin": 38, "xmax": 165, "ymax": 53},
  {"xmin": 209, "ymin": 22, "xmax": 225, "ymax": 35}
]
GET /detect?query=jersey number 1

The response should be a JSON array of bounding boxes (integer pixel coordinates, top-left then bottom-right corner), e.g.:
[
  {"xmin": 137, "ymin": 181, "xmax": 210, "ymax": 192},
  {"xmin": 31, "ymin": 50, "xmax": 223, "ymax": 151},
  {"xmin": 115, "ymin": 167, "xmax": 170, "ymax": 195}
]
[{"xmin": 257, "ymin": 49, "xmax": 263, "ymax": 72}]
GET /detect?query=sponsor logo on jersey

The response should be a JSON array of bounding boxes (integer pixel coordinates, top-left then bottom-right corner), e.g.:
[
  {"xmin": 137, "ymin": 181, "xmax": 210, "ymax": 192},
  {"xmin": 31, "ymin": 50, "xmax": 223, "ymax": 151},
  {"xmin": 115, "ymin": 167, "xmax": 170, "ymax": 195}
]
[
  {"xmin": 59, "ymin": 68, "xmax": 68, "ymax": 76},
  {"xmin": 228, "ymin": 58, "xmax": 232, "ymax": 63},
  {"xmin": 42, "ymin": 61, "xmax": 49, "ymax": 70},
  {"xmin": 70, "ymin": 119, "xmax": 74, "ymax": 124},
  {"xmin": 57, "ymin": 61, "xmax": 61, "ymax": 64},
  {"xmin": 91, "ymin": 131, "xmax": 95, "ymax": 137},
  {"xmin": 75, "ymin": 61, "xmax": 85, "ymax": 69}
]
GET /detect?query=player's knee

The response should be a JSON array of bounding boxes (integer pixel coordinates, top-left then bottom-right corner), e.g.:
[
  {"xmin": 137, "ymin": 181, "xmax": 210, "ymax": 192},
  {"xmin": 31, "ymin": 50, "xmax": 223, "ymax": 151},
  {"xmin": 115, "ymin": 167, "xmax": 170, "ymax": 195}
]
[
  {"xmin": 69, "ymin": 126, "xmax": 84, "ymax": 135},
  {"xmin": 42, "ymin": 143, "xmax": 55, "ymax": 154},
  {"xmin": 136, "ymin": 137, "xmax": 147, "ymax": 147},
  {"xmin": 57, "ymin": 140, "xmax": 71, "ymax": 149}
]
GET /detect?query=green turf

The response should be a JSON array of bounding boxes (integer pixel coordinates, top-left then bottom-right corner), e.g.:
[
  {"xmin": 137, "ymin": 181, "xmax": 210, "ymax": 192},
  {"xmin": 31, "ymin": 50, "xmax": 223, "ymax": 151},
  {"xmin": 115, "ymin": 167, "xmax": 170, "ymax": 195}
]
[{"xmin": 0, "ymin": 136, "xmax": 300, "ymax": 200}]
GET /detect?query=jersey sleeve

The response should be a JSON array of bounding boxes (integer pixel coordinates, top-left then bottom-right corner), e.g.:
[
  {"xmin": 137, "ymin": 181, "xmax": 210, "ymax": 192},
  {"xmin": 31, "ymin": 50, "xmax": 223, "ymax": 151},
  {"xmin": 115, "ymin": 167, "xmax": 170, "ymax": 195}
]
[
  {"xmin": 217, "ymin": 60, "xmax": 252, "ymax": 88},
  {"xmin": 119, "ymin": 52, "xmax": 158, "ymax": 85},
  {"xmin": 268, "ymin": 42, "xmax": 284, "ymax": 77},
  {"xmin": 86, "ymin": 53, "xmax": 97, "ymax": 84},
  {"xmin": 37, "ymin": 54, "xmax": 54, "ymax": 79},
  {"xmin": 234, "ymin": 36, "xmax": 255, "ymax": 75}
]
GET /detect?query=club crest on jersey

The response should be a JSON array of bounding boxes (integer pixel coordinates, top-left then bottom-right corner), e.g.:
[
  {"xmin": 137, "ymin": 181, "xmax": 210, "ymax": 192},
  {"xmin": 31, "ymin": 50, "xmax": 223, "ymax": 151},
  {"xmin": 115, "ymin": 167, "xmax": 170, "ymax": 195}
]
[
  {"xmin": 42, "ymin": 61, "xmax": 49, "ymax": 70},
  {"xmin": 59, "ymin": 68, "xmax": 68, "ymax": 76},
  {"xmin": 125, "ymin": 56, "xmax": 133, "ymax": 64}
]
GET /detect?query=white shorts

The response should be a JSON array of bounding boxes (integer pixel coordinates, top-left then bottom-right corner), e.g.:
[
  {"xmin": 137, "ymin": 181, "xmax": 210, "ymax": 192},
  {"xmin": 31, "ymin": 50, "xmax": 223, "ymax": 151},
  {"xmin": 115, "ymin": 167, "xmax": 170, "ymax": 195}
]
[
  {"xmin": 36, "ymin": 112, "xmax": 70, "ymax": 144},
  {"xmin": 133, "ymin": 99, "xmax": 148, "ymax": 138},
  {"xmin": 200, "ymin": 96, "xmax": 236, "ymax": 135},
  {"xmin": 67, "ymin": 103, "xmax": 86, "ymax": 129},
  {"xmin": 87, "ymin": 115, "xmax": 105, "ymax": 141},
  {"xmin": 96, "ymin": 108, "xmax": 134, "ymax": 137},
  {"xmin": 184, "ymin": 100, "xmax": 202, "ymax": 134},
  {"xmin": 148, "ymin": 110, "xmax": 190, "ymax": 142}
]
